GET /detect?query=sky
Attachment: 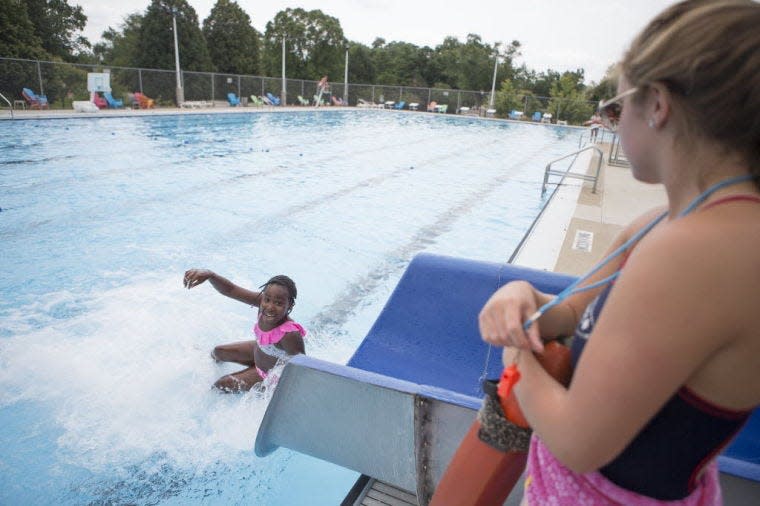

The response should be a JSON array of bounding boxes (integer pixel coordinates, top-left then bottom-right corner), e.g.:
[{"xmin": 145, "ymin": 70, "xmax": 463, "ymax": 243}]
[{"xmin": 74, "ymin": 0, "xmax": 680, "ymax": 84}]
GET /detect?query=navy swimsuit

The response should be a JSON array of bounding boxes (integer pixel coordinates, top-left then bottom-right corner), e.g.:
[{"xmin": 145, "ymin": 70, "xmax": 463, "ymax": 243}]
[
  {"xmin": 570, "ymin": 282, "xmax": 751, "ymax": 500},
  {"xmin": 567, "ymin": 194, "xmax": 760, "ymax": 499}
]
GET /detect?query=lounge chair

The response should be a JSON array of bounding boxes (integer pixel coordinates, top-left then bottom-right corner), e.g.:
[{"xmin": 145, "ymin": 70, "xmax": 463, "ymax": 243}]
[
  {"xmin": 384, "ymin": 101, "xmax": 395, "ymax": 109},
  {"xmin": 409, "ymin": 102, "xmax": 419, "ymax": 111},
  {"xmin": 437, "ymin": 104, "xmax": 448, "ymax": 114},
  {"xmin": 458, "ymin": 106, "xmax": 471, "ymax": 114},
  {"xmin": 542, "ymin": 113, "xmax": 553, "ymax": 124},
  {"xmin": 72, "ymin": 101, "xmax": 99, "ymax": 113},
  {"xmin": 394, "ymin": 101, "xmax": 406, "ymax": 110},
  {"xmin": 22, "ymin": 88, "xmax": 49, "ymax": 109},
  {"xmin": 92, "ymin": 93, "xmax": 108, "ymax": 109},
  {"xmin": 297, "ymin": 95, "xmax": 310, "ymax": 106},
  {"xmin": 133, "ymin": 92, "xmax": 155, "ymax": 109},
  {"xmin": 227, "ymin": 93, "xmax": 241, "ymax": 106},
  {"xmin": 331, "ymin": 96, "xmax": 346, "ymax": 106},
  {"xmin": 261, "ymin": 95, "xmax": 274, "ymax": 106},
  {"xmin": 508, "ymin": 110, "xmax": 523, "ymax": 120},
  {"xmin": 266, "ymin": 92, "xmax": 281, "ymax": 106},
  {"xmin": 532, "ymin": 111, "xmax": 542, "ymax": 122},
  {"xmin": 427, "ymin": 101, "xmax": 438, "ymax": 112},
  {"xmin": 486, "ymin": 108, "xmax": 496, "ymax": 117},
  {"xmin": 104, "ymin": 92, "xmax": 123, "ymax": 109},
  {"xmin": 250, "ymin": 95, "xmax": 265, "ymax": 107}
]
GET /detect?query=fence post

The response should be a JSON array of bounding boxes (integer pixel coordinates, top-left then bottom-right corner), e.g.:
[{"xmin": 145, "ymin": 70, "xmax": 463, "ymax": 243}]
[
  {"xmin": 211, "ymin": 73, "xmax": 214, "ymax": 101},
  {"xmin": 371, "ymin": 86, "xmax": 375, "ymax": 103},
  {"xmin": 457, "ymin": 91, "xmax": 461, "ymax": 111},
  {"xmin": 428, "ymin": 88, "xmax": 431, "ymax": 106},
  {"xmin": 138, "ymin": 69, "xmax": 143, "ymax": 93},
  {"xmin": 238, "ymin": 75, "xmax": 241, "ymax": 99}
]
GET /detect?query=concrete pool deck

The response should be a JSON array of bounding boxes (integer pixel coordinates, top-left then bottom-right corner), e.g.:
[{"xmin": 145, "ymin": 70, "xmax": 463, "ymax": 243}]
[{"xmin": 514, "ymin": 140, "xmax": 667, "ymax": 275}]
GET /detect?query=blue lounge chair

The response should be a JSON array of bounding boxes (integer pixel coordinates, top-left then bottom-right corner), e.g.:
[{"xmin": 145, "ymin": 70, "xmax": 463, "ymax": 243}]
[
  {"xmin": 266, "ymin": 92, "xmax": 281, "ymax": 106},
  {"xmin": 532, "ymin": 111, "xmax": 542, "ymax": 122},
  {"xmin": 394, "ymin": 101, "xmax": 406, "ymax": 110},
  {"xmin": 227, "ymin": 93, "xmax": 241, "ymax": 106},
  {"xmin": 103, "ymin": 92, "xmax": 123, "ymax": 109},
  {"xmin": 22, "ymin": 88, "xmax": 48, "ymax": 109}
]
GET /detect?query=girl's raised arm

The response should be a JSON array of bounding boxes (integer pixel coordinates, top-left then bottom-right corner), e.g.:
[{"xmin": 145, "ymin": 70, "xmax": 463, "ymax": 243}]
[{"xmin": 183, "ymin": 269, "xmax": 262, "ymax": 306}]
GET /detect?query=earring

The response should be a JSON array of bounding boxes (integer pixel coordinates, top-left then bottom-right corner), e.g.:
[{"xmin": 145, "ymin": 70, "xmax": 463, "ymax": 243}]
[{"xmin": 648, "ymin": 118, "xmax": 655, "ymax": 128}]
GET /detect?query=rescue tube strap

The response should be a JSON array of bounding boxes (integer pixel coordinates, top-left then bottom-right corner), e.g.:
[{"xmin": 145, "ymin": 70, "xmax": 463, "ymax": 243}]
[{"xmin": 478, "ymin": 380, "xmax": 532, "ymax": 452}]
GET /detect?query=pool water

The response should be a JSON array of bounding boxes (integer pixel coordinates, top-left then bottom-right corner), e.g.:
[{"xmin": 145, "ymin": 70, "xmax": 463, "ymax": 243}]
[{"xmin": 0, "ymin": 110, "xmax": 578, "ymax": 505}]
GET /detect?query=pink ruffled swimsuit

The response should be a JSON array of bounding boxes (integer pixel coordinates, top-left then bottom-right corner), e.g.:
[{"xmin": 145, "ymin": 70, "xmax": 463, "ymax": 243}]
[{"xmin": 253, "ymin": 319, "xmax": 306, "ymax": 379}]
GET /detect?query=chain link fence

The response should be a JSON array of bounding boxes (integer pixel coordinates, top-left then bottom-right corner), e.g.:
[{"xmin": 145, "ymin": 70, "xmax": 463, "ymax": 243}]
[{"xmin": 1, "ymin": 57, "xmax": 597, "ymax": 124}]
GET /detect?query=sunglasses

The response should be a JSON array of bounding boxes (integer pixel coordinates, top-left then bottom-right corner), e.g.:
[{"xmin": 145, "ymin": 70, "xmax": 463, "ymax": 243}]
[{"xmin": 597, "ymin": 87, "xmax": 638, "ymax": 128}]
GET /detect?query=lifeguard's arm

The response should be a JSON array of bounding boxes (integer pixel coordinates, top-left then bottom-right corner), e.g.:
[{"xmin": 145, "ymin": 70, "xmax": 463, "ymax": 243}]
[
  {"xmin": 514, "ymin": 220, "xmax": 733, "ymax": 472},
  {"xmin": 279, "ymin": 331, "xmax": 305, "ymax": 355},
  {"xmin": 483, "ymin": 207, "xmax": 665, "ymax": 352},
  {"xmin": 183, "ymin": 269, "xmax": 262, "ymax": 306}
]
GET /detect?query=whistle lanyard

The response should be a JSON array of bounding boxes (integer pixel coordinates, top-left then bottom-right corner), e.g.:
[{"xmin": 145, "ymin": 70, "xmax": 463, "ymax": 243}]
[{"xmin": 523, "ymin": 173, "xmax": 754, "ymax": 330}]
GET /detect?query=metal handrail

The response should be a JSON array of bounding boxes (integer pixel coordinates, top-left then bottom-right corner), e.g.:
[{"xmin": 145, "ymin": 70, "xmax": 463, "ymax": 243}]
[
  {"xmin": 607, "ymin": 132, "xmax": 630, "ymax": 167},
  {"xmin": 0, "ymin": 92, "xmax": 13, "ymax": 119},
  {"xmin": 541, "ymin": 145, "xmax": 603, "ymax": 195}
]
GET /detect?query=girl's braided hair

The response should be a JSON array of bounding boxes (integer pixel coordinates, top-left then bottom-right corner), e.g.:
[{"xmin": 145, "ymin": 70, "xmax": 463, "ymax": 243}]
[{"xmin": 260, "ymin": 275, "xmax": 297, "ymax": 306}]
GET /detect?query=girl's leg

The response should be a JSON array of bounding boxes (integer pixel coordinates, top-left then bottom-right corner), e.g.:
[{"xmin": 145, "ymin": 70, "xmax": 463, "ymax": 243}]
[
  {"xmin": 213, "ymin": 366, "xmax": 263, "ymax": 393},
  {"xmin": 211, "ymin": 340, "xmax": 256, "ymax": 366}
]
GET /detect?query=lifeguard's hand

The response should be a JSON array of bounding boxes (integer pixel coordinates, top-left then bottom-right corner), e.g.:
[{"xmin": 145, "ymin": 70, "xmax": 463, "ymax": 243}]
[
  {"xmin": 478, "ymin": 281, "xmax": 543, "ymax": 352},
  {"xmin": 184, "ymin": 268, "xmax": 213, "ymax": 289}
]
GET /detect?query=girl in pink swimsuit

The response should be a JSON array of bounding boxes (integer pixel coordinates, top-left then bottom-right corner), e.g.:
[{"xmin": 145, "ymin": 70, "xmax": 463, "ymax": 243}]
[
  {"xmin": 183, "ymin": 269, "xmax": 306, "ymax": 392},
  {"xmin": 479, "ymin": 1, "xmax": 760, "ymax": 504}
]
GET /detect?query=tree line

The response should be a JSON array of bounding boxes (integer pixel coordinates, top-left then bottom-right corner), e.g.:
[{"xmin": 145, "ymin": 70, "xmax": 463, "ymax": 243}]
[{"xmin": 1, "ymin": 0, "xmax": 617, "ymax": 123}]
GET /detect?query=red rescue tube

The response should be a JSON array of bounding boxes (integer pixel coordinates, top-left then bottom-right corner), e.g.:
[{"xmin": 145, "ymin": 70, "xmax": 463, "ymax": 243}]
[
  {"xmin": 430, "ymin": 341, "xmax": 572, "ymax": 505},
  {"xmin": 429, "ymin": 421, "xmax": 528, "ymax": 506},
  {"xmin": 499, "ymin": 341, "xmax": 573, "ymax": 428}
]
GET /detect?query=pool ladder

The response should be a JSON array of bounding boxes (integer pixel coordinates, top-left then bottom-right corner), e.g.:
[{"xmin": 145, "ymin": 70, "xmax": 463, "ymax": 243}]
[
  {"xmin": 541, "ymin": 145, "xmax": 603, "ymax": 195},
  {"xmin": 0, "ymin": 93, "xmax": 13, "ymax": 119}
]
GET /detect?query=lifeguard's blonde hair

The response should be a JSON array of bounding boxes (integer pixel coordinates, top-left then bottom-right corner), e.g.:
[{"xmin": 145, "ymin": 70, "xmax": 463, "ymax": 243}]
[{"xmin": 620, "ymin": 0, "xmax": 759, "ymax": 176}]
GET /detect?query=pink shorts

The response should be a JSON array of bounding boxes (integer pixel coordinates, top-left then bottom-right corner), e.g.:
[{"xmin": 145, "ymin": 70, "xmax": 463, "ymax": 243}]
[
  {"xmin": 524, "ymin": 436, "xmax": 721, "ymax": 505},
  {"xmin": 256, "ymin": 366, "xmax": 268, "ymax": 379}
]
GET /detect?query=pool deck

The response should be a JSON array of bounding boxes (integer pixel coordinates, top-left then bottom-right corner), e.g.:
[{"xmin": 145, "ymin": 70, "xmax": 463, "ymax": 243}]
[{"xmin": 514, "ymin": 140, "xmax": 667, "ymax": 275}]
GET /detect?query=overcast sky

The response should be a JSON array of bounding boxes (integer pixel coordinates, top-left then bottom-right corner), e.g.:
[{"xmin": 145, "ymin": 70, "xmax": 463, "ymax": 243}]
[{"xmin": 74, "ymin": 0, "xmax": 679, "ymax": 84}]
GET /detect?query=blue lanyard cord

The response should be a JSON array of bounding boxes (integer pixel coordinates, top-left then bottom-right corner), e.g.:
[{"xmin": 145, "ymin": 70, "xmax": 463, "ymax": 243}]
[{"xmin": 523, "ymin": 173, "xmax": 754, "ymax": 330}]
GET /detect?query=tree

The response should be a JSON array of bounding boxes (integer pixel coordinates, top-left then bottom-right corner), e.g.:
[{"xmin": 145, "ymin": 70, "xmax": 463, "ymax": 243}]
[
  {"xmin": 137, "ymin": 0, "xmax": 212, "ymax": 72},
  {"xmin": 24, "ymin": 0, "xmax": 90, "ymax": 60},
  {"xmin": 493, "ymin": 79, "xmax": 523, "ymax": 117},
  {"xmin": 346, "ymin": 42, "xmax": 375, "ymax": 84},
  {"xmin": 202, "ymin": 0, "xmax": 260, "ymax": 75},
  {"xmin": 93, "ymin": 13, "xmax": 144, "ymax": 67},
  {"xmin": 0, "ymin": 0, "xmax": 46, "ymax": 59},
  {"xmin": 547, "ymin": 71, "xmax": 594, "ymax": 124},
  {"xmin": 262, "ymin": 8, "xmax": 347, "ymax": 81},
  {"xmin": 371, "ymin": 40, "xmax": 428, "ymax": 87},
  {"xmin": 431, "ymin": 36, "xmax": 520, "ymax": 91}
]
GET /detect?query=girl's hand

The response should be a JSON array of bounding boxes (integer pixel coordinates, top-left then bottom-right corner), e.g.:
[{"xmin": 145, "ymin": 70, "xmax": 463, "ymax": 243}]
[
  {"xmin": 478, "ymin": 281, "xmax": 544, "ymax": 352},
  {"xmin": 184, "ymin": 269, "xmax": 213, "ymax": 289}
]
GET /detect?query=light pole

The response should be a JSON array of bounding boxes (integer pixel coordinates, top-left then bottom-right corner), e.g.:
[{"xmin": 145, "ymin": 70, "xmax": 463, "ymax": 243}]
[
  {"xmin": 172, "ymin": 8, "xmax": 184, "ymax": 105},
  {"xmin": 343, "ymin": 48, "xmax": 349, "ymax": 103},
  {"xmin": 489, "ymin": 51, "xmax": 499, "ymax": 109},
  {"xmin": 281, "ymin": 39, "xmax": 286, "ymax": 105}
]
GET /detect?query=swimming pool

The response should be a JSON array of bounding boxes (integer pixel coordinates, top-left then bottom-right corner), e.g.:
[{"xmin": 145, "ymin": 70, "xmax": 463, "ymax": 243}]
[{"xmin": 0, "ymin": 110, "xmax": 579, "ymax": 504}]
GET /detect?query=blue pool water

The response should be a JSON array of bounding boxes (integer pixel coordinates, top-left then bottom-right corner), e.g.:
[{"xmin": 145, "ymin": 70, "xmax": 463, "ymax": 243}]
[{"xmin": 0, "ymin": 110, "xmax": 579, "ymax": 505}]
